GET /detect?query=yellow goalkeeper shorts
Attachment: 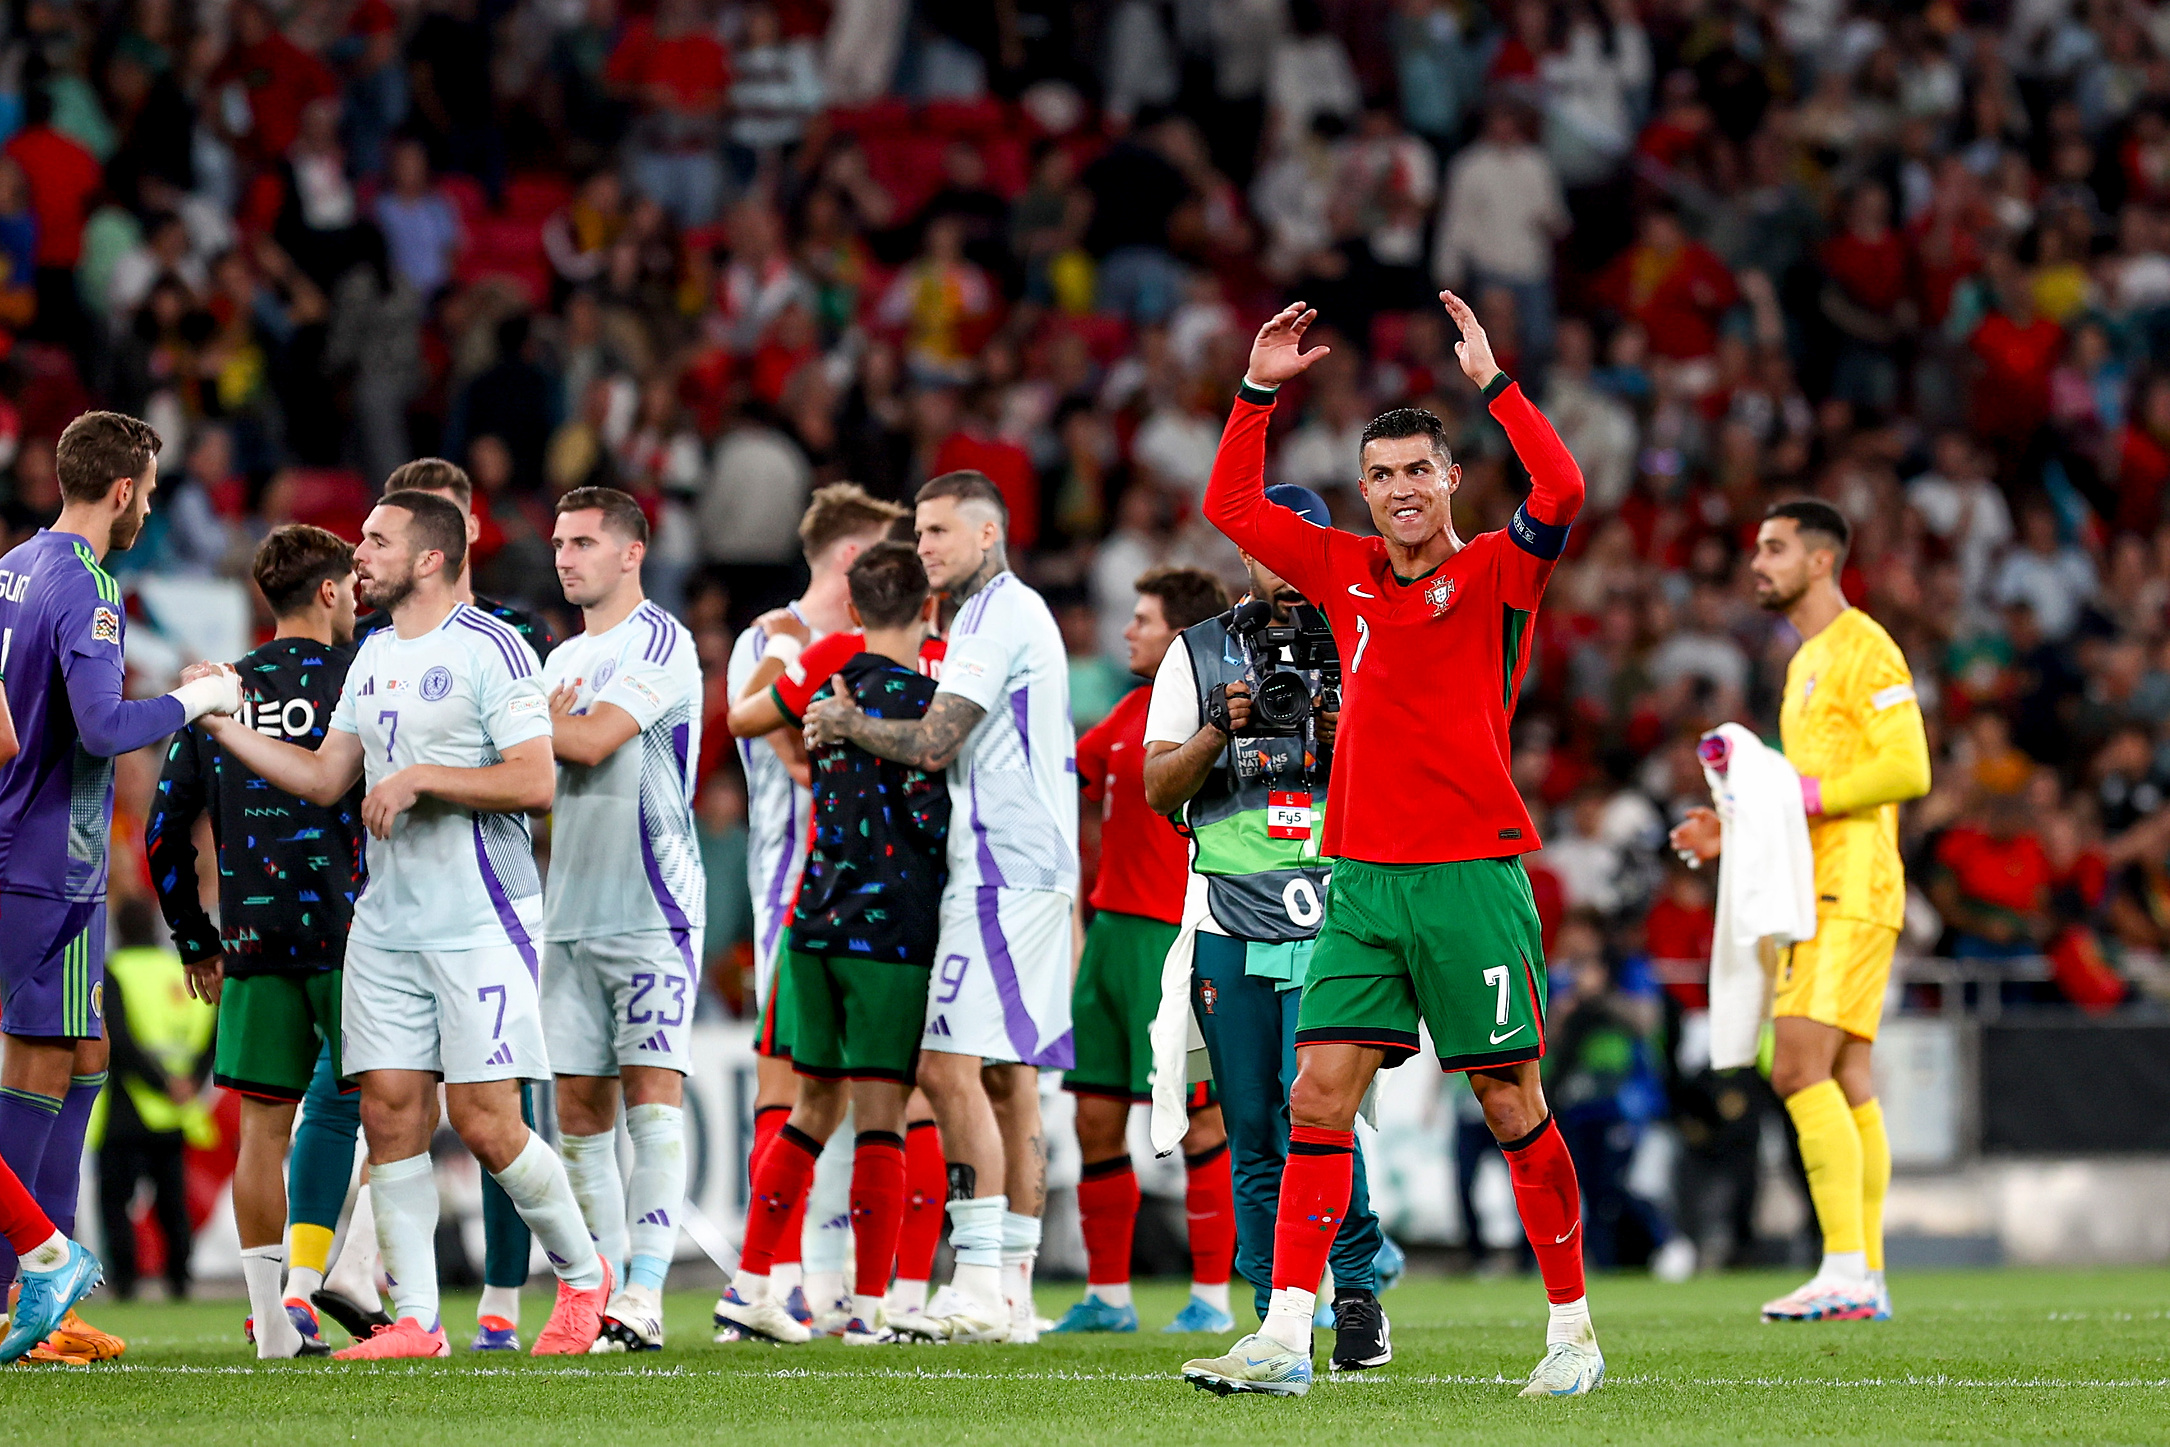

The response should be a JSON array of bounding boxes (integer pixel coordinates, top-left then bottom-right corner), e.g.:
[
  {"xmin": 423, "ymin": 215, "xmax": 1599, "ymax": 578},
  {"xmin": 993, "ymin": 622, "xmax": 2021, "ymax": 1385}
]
[{"xmin": 1774, "ymin": 916, "xmax": 1898, "ymax": 1042}]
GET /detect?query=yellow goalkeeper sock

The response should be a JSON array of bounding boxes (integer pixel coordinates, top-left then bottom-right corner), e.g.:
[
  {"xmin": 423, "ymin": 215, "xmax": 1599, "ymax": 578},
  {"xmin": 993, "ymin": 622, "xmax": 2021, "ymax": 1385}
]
[
  {"xmin": 1784, "ymin": 1079, "xmax": 1864, "ymax": 1257},
  {"xmin": 288, "ymin": 1222, "xmax": 335, "ymax": 1276},
  {"xmin": 1853, "ymin": 1098, "xmax": 1890, "ymax": 1274}
]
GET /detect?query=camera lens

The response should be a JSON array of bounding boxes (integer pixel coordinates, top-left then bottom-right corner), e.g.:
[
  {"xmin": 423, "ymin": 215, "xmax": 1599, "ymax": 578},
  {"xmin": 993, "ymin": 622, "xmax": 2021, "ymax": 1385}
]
[{"xmin": 1254, "ymin": 671, "xmax": 1309, "ymax": 730}]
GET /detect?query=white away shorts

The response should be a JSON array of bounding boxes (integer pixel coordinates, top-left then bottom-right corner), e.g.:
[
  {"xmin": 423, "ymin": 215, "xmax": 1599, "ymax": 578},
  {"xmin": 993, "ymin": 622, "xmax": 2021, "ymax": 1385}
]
[
  {"xmin": 541, "ymin": 930, "xmax": 699, "ymax": 1078},
  {"xmin": 342, "ymin": 940, "xmax": 550, "ymax": 1083},
  {"xmin": 922, "ymin": 885, "xmax": 1075, "ymax": 1068}
]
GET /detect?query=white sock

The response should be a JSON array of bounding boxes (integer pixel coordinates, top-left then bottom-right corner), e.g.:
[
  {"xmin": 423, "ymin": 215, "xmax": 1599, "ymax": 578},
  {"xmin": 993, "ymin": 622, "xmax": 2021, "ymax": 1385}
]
[
  {"xmin": 1260, "ymin": 1287, "xmax": 1315, "ymax": 1354},
  {"xmin": 1547, "ymin": 1295, "xmax": 1595, "ymax": 1347},
  {"xmin": 478, "ymin": 1284, "xmax": 521, "ymax": 1325},
  {"xmin": 771, "ymin": 1260, "xmax": 802, "ymax": 1299},
  {"xmin": 370, "ymin": 1154, "xmax": 442, "ymax": 1329},
  {"xmin": 490, "ymin": 1132, "xmax": 605, "ymax": 1290},
  {"xmin": 1085, "ymin": 1282, "xmax": 1133, "ymax": 1308},
  {"xmin": 624, "ymin": 1102, "xmax": 686, "ymax": 1290},
  {"xmin": 851, "ymin": 1291, "xmax": 882, "ymax": 1325},
  {"xmin": 286, "ymin": 1265, "xmax": 324, "ymax": 1305},
  {"xmin": 1000, "ymin": 1209, "xmax": 1042, "ymax": 1259},
  {"xmin": 806, "ymin": 1269, "xmax": 847, "ymax": 1314},
  {"xmin": 730, "ymin": 1268, "xmax": 770, "ymax": 1303},
  {"xmin": 946, "ymin": 1195, "xmax": 1005, "ymax": 1269},
  {"xmin": 242, "ymin": 1245, "xmax": 301, "ymax": 1358},
  {"xmin": 888, "ymin": 1279, "xmax": 928, "ymax": 1313},
  {"xmin": 1191, "ymin": 1279, "xmax": 1230, "ymax": 1313},
  {"xmin": 804, "ymin": 1128, "xmax": 855, "ymax": 1294},
  {"xmin": 326, "ymin": 1183, "xmax": 381, "ymax": 1304},
  {"xmin": 1869, "ymin": 1267, "xmax": 1887, "ymax": 1290},
  {"xmin": 19, "ymin": 1231, "xmax": 68, "ymax": 1273},
  {"xmin": 1815, "ymin": 1250, "xmax": 1868, "ymax": 1288},
  {"xmin": 560, "ymin": 1129, "xmax": 629, "ymax": 1288}
]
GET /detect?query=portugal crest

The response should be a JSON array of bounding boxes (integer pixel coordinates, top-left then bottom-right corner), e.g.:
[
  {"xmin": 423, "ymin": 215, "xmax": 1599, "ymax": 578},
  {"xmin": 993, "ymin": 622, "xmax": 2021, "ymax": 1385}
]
[{"xmin": 1424, "ymin": 576, "xmax": 1458, "ymax": 616}]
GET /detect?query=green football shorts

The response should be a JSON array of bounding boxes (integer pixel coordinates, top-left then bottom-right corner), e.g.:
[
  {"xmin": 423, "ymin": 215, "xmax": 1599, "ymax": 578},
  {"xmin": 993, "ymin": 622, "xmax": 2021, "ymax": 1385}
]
[
  {"xmin": 1065, "ymin": 909, "xmax": 1180, "ymax": 1101},
  {"xmin": 213, "ymin": 969, "xmax": 343, "ymax": 1101},
  {"xmin": 784, "ymin": 945, "xmax": 931, "ymax": 1083},
  {"xmin": 1297, "ymin": 857, "xmax": 1548, "ymax": 1073}
]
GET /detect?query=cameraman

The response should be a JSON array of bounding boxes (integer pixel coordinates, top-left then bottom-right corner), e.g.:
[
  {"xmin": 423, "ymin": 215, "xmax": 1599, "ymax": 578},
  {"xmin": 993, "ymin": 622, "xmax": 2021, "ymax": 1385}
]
[{"xmin": 1141, "ymin": 484, "xmax": 1391, "ymax": 1373}]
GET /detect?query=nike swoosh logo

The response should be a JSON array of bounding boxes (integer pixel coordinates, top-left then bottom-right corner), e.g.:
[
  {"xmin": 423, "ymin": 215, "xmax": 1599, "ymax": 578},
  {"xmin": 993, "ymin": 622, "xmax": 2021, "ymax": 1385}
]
[
  {"xmin": 1490, "ymin": 1025, "xmax": 1527, "ymax": 1045},
  {"xmin": 1347, "ymin": 584, "xmax": 1375, "ymax": 598},
  {"xmin": 1554, "ymin": 1222, "xmax": 1580, "ymax": 1244}
]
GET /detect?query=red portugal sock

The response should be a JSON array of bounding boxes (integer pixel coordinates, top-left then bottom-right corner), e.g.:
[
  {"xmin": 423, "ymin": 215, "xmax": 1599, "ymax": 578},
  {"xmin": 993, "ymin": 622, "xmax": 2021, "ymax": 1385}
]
[
  {"xmin": 1502, "ymin": 1115, "xmax": 1587, "ymax": 1304},
  {"xmin": 1183, "ymin": 1142, "xmax": 1235, "ymax": 1286},
  {"xmin": 750, "ymin": 1104, "xmax": 788, "ymax": 1176},
  {"xmin": 1272, "ymin": 1127, "xmax": 1353, "ymax": 1293},
  {"xmin": 893, "ymin": 1120, "xmax": 946, "ymax": 1282},
  {"xmin": 741, "ymin": 1123, "xmax": 821, "ymax": 1276},
  {"xmin": 0, "ymin": 1155, "xmax": 55, "ymax": 1256},
  {"xmin": 849, "ymin": 1131, "xmax": 908, "ymax": 1301},
  {"xmin": 1075, "ymin": 1156, "xmax": 1140, "ymax": 1287}
]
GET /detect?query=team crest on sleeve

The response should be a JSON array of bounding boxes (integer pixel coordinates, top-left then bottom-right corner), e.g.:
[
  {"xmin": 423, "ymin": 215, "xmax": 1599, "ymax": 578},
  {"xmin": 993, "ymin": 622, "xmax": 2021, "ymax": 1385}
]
[
  {"xmin": 1424, "ymin": 577, "xmax": 1458, "ymax": 617},
  {"xmin": 91, "ymin": 605, "xmax": 121, "ymax": 644},
  {"xmin": 420, "ymin": 665, "xmax": 453, "ymax": 701}
]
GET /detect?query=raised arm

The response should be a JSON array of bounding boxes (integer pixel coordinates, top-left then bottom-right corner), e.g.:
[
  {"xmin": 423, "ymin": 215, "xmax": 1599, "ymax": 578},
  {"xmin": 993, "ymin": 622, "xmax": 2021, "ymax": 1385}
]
[
  {"xmin": 201, "ymin": 712, "xmax": 364, "ymax": 805},
  {"xmin": 1202, "ymin": 303, "xmax": 1341, "ymax": 593}
]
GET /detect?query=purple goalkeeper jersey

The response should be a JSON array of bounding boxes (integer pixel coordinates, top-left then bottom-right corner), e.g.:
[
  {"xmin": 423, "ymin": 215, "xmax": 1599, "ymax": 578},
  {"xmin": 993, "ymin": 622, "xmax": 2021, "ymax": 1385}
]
[{"xmin": 0, "ymin": 529, "xmax": 186, "ymax": 903}]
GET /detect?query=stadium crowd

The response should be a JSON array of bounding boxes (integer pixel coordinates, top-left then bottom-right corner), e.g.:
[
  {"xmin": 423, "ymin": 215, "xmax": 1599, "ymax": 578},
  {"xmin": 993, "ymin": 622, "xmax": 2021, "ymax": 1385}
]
[{"xmin": 1, "ymin": 0, "xmax": 2164, "ymax": 1283}]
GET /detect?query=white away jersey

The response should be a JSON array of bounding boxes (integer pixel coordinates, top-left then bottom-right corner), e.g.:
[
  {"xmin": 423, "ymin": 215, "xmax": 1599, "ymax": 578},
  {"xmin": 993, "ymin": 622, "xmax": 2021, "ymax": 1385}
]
[
  {"xmin": 330, "ymin": 604, "xmax": 553, "ymax": 953},
  {"xmin": 937, "ymin": 573, "xmax": 1079, "ymax": 893},
  {"xmin": 542, "ymin": 602, "xmax": 706, "ymax": 941},
  {"xmin": 726, "ymin": 606, "xmax": 819, "ymax": 966}
]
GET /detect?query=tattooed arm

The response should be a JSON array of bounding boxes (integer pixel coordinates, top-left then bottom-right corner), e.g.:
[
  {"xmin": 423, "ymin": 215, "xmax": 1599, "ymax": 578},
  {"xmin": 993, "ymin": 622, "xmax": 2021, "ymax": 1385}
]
[{"xmin": 803, "ymin": 691, "xmax": 986, "ymax": 771}]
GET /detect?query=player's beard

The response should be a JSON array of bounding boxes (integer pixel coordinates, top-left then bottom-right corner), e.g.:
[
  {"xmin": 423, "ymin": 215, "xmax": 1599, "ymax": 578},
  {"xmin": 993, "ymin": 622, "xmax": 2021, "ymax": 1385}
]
[
  {"xmin": 109, "ymin": 493, "xmax": 151, "ymax": 551},
  {"xmin": 360, "ymin": 563, "xmax": 418, "ymax": 612},
  {"xmin": 1754, "ymin": 573, "xmax": 1807, "ymax": 613}
]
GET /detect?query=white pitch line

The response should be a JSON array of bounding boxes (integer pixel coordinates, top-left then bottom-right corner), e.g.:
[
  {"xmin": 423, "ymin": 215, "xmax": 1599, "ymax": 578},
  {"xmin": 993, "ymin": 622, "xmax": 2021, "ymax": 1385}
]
[{"xmin": 44, "ymin": 1364, "xmax": 2170, "ymax": 1389}]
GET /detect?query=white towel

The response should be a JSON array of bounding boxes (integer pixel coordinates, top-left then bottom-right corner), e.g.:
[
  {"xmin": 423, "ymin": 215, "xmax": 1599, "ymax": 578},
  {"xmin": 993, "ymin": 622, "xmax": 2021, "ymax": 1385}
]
[
  {"xmin": 1148, "ymin": 889, "xmax": 1214, "ymax": 1157},
  {"xmin": 1700, "ymin": 722, "xmax": 1818, "ymax": 1071}
]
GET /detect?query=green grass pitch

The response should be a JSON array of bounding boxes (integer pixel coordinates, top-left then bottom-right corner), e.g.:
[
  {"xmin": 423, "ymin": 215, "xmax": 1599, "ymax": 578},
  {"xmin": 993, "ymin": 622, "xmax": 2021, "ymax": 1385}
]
[{"xmin": 7, "ymin": 1269, "xmax": 2167, "ymax": 1445}]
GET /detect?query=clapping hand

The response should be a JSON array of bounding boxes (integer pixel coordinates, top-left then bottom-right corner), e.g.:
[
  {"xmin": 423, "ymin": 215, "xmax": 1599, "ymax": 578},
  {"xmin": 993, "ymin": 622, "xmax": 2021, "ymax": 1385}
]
[{"xmin": 1245, "ymin": 302, "xmax": 1333, "ymax": 390}]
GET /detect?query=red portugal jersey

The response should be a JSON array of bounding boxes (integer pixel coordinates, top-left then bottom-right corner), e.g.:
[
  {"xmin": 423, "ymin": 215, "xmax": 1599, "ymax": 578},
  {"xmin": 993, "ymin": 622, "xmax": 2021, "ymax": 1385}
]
[
  {"xmin": 770, "ymin": 630, "xmax": 947, "ymax": 723},
  {"xmin": 1077, "ymin": 684, "xmax": 1188, "ymax": 924},
  {"xmin": 1203, "ymin": 376, "xmax": 1584, "ymax": 865}
]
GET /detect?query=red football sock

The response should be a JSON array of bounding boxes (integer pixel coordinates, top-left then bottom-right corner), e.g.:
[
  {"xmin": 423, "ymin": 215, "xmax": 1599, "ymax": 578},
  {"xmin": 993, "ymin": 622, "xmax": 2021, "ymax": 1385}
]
[
  {"xmin": 1503, "ymin": 1115, "xmax": 1587, "ymax": 1304},
  {"xmin": 849, "ymin": 1131, "xmax": 907, "ymax": 1301},
  {"xmin": 741, "ymin": 1123, "xmax": 821, "ymax": 1276},
  {"xmin": 893, "ymin": 1120, "xmax": 946, "ymax": 1282},
  {"xmin": 0, "ymin": 1156, "xmax": 55, "ymax": 1256},
  {"xmin": 1272, "ymin": 1126, "xmax": 1353, "ymax": 1293},
  {"xmin": 1075, "ymin": 1156, "xmax": 1140, "ymax": 1287},
  {"xmin": 1184, "ymin": 1142, "xmax": 1235, "ymax": 1286}
]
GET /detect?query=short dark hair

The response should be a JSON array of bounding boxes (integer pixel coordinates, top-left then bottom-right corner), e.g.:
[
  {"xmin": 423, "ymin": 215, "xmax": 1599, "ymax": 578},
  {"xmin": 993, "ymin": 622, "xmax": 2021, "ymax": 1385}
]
[
  {"xmin": 253, "ymin": 524, "xmax": 355, "ymax": 615},
  {"xmin": 384, "ymin": 457, "xmax": 473, "ymax": 506},
  {"xmin": 377, "ymin": 489, "xmax": 469, "ymax": 575},
  {"xmin": 1765, "ymin": 498, "xmax": 1852, "ymax": 561},
  {"xmin": 1359, "ymin": 407, "xmax": 1452, "ymax": 466},
  {"xmin": 847, "ymin": 541, "xmax": 929, "ymax": 629},
  {"xmin": 56, "ymin": 411, "xmax": 162, "ymax": 504},
  {"xmin": 556, "ymin": 486, "xmax": 649, "ymax": 545},
  {"xmin": 1135, "ymin": 565, "xmax": 1228, "ymax": 632},
  {"xmin": 800, "ymin": 481, "xmax": 907, "ymax": 561},
  {"xmin": 885, "ymin": 512, "xmax": 919, "ymax": 544},
  {"xmin": 917, "ymin": 469, "xmax": 1008, "ymax": 522}
]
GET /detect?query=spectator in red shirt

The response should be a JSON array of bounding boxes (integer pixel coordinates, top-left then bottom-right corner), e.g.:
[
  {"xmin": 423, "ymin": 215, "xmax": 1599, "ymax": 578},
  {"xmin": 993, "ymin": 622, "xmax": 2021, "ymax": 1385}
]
[
  {"xmin": 208, "ymin": 0, "xmax": 340, "ymax": 165},
  {"xmin": 1930, "ymin": 793, "xmax": 2055, "ymax": 960},
  {"xmin": 2113, "ymin": 375, "xmax": 2170, "ymax": 536},
  {"xmin": 3, "ymin": 88, "xmax": 101, "ymax": 348},
  {"xmin": 1595, "ymin": 201, "xmax": 1740, "ymax": 362},
  {"xmin": 1820, "ymin": 183, "xmax": 1913, "ymax": 410},
  {"xmin": 932, "ymin": 385, "xmax": 1039, "ymax": 551},
  {"xmin": 1643, "ymin": 861, "xmax": 1716, "ymax": 1009},
  {"xmin": 1968, "ymin": 249, "xmax": 2064, "ymax": 445},
  {"xmin": 608, "ymin": 0, "xmax": 731, "ymax": 227}
]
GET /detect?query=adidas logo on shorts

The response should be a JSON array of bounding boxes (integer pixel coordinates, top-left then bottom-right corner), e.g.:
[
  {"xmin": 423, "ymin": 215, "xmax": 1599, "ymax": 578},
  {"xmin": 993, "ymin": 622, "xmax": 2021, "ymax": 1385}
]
[
  {"xmin": 638, "ymin": 1030, "xmax": 671, "ymax": 1053},
  {"xmin": 927, "ymin": 1016, "xmax": 951, "ymax": 1037},
  {"xmin": 485, "ymin": 1043, "xmax": 514, "ymax": 1067}
]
